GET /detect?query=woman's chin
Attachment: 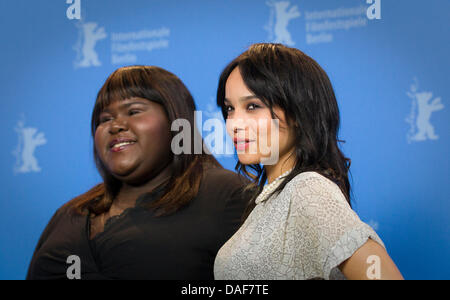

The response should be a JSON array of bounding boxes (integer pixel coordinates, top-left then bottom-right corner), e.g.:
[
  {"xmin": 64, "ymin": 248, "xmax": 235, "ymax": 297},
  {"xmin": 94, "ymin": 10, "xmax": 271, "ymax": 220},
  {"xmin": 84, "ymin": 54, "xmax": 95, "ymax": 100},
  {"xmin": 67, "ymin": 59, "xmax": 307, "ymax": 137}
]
[
  {"xmin": 237, "ymin": 153, "xmax": 261, "ymax": 165},
  {"xmin": 108, "ymin": 164, "xmax": 139, "ymax": 180}
]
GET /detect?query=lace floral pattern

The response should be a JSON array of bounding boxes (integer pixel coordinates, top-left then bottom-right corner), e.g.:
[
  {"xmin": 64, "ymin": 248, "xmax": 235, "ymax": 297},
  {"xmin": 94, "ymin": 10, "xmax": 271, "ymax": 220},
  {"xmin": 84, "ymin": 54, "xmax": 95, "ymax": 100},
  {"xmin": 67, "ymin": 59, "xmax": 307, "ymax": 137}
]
[{"xmin": 214, "ymin": 171, "xmax": 385, "ymax": 280}]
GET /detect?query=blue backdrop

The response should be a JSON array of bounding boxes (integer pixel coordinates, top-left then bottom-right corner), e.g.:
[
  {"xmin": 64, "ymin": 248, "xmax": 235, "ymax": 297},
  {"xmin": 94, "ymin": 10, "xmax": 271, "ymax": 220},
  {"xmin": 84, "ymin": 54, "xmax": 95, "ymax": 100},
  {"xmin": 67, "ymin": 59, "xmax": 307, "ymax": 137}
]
[{"xmin": 1, "ymin": 0, "xmax": 448, "ymax": 280}]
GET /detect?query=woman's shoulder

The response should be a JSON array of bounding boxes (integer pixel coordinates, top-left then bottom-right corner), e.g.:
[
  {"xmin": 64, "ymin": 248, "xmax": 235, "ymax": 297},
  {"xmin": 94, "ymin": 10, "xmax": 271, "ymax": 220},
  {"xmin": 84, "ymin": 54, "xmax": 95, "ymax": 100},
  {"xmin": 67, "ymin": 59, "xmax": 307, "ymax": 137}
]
[
  {"xmin": 51, "ymin": 201, "xmax": 87, "ymax": 224},
  {"xmin": 203, "ymin": 166, "xmax": 250, "ymax": 187},
  {"xmin": 30, "ymin": 201, "xmax": 85, "ymax": 254},
  {"xmin": 288, "ymin": 171, "xmax": 343, "ymax": 194},
  {"xmin": 48, "ymin": 203, "xmax": 73, "ymax": 223},
  {"xmin": 290, "ymin": 170, "xmax": 335, "ymax": 182},
  {"xmin": 283, "ymin": 171, "xmax": 349, "ymax": 210}
]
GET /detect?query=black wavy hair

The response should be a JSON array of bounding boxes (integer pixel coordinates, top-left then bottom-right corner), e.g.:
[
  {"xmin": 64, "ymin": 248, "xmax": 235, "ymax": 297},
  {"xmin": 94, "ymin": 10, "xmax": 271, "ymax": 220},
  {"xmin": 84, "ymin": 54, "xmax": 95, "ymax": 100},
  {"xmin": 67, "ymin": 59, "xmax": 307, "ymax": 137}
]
[{"xmin": 217, "ymin": 43, "xmax": 352, "ymax": 220}]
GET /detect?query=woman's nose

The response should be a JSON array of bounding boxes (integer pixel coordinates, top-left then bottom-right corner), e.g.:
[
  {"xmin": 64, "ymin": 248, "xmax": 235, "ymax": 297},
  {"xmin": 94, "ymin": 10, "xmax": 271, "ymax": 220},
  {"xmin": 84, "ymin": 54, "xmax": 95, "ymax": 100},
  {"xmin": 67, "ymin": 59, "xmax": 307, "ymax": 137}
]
[
  {"xmin": 226, "ymin": 118, "xmax": 250, "ymax": 140},
  {"xmin": 109, "ymin": 116, "xmax": 128, "ymax": 134}
]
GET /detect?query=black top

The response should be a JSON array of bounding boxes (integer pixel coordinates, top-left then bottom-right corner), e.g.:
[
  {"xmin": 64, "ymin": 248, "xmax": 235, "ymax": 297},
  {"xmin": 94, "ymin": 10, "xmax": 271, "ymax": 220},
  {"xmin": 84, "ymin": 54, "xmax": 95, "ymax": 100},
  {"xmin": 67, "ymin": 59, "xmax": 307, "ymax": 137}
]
[{"xmin": 26, "ymin": 166, "xmax": 249, "ymax": 280}]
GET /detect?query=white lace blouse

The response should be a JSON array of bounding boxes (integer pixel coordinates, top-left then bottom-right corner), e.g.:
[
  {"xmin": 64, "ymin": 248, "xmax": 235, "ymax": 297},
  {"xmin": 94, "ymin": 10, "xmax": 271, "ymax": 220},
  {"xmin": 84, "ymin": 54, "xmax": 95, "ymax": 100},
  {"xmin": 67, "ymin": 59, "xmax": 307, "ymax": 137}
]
[{"xmin": 214, "ymin": 171, "xmax": 385, "ymax": 280}]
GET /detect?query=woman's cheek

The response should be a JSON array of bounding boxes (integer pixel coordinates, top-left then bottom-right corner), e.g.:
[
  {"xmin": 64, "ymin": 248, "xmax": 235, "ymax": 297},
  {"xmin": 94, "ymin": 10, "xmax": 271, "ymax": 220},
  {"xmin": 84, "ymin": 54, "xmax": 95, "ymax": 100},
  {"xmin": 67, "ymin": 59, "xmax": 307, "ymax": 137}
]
[
  {"xmin": 94, "ymin": 127, "xmax": 107, "ymax": 158},
  {"xmin": 137, "ymin": 115, "xmax": 171, "ymax": 149}
]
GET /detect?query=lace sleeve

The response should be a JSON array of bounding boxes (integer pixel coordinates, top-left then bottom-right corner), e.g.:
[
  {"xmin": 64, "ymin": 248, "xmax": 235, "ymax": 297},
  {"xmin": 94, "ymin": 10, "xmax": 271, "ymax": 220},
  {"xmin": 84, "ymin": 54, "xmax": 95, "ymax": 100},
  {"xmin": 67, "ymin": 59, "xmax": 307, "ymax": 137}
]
[{"xmin": 284, "ymin": 172, "xmax": 385, "ymax": 279}]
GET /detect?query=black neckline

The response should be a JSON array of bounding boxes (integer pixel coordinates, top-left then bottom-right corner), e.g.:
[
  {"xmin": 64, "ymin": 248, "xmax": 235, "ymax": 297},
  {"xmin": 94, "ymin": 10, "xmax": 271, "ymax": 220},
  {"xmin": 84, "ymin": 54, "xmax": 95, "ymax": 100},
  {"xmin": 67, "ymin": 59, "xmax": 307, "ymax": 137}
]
[{"xmin": 86, "ymin": 184, "xmax": 166, "ymax": 242}]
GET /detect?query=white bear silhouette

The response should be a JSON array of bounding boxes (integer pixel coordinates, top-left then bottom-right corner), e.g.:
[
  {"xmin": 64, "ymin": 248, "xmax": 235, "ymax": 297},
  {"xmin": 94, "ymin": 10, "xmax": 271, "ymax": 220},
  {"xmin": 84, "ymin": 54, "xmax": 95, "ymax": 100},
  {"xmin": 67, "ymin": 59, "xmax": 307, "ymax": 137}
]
[
  {"xmin": 406, "ymin": 79, "xmax": 444, "ymax": 142},
  {"xmin": 268, "ymin": 1, "xmax": 300, "ymax": 46},
  {"xmin": 411, "ymin": 92, "xmax": 443, "ymax": 141},
  {"xmin": 14, "ymin": 124, "xmax": 47, "ymax": 173},
  {"xmin": 75, "ymin": 22, "xmax": 107, "ymax": 68}
]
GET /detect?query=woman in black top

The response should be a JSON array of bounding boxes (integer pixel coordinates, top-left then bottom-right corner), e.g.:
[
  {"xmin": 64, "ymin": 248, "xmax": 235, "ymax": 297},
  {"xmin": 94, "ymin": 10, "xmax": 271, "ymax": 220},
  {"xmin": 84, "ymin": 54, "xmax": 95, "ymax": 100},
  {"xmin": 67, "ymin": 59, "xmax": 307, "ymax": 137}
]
[{"xmin": 26, "ymin": 66, "xmax": 248, "ymax": 280}]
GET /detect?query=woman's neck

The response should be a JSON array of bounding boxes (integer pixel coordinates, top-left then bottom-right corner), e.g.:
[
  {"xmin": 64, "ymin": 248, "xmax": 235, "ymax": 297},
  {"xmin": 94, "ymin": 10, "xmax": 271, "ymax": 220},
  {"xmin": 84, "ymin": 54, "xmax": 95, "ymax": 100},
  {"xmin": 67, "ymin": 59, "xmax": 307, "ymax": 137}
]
[
  {"xmin": 264, "ymin": 149, "xmax": 296, "ymax": 184},
  {"xmin": 113, "ymin": 163, "xmax": 173, "ymax": 210}
]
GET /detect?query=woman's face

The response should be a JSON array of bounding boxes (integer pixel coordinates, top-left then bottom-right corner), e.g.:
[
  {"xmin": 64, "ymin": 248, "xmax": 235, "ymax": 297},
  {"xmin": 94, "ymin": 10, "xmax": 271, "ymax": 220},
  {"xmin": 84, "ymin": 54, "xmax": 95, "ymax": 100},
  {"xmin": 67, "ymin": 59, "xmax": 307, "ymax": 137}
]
[
  {"xmin": 94, "ymin": 97, "xmax": 172, "ymax": 185},
  {"xmin": 224, "ymin": 67, "xmax": 295, "ymax": 166}
]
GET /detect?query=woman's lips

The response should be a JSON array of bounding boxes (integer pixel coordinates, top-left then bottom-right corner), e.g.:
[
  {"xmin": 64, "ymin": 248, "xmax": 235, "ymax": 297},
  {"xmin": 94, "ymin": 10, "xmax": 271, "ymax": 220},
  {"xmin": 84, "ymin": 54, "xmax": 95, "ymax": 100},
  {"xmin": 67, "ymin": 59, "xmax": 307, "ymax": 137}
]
[
  {"xmin": 110, "ymin": 141, "xmax": 136, "ymax": 152},
  {"xmin": 234, "ymin": 139, "xmax": 255, "ymax": 151}
]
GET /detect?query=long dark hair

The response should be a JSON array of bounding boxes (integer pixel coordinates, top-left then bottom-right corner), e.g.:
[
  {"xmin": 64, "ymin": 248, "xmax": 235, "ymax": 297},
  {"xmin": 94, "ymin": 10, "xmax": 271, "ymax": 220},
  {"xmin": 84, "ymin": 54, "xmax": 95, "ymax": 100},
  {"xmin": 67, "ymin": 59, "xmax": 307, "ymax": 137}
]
[
  {"xmin": 65, "ymin": 65, "xmax": 220, "ymax": 216},
  {"xmin": 217, "ymin": 43, "xmax": 352, "ymax": 220}
]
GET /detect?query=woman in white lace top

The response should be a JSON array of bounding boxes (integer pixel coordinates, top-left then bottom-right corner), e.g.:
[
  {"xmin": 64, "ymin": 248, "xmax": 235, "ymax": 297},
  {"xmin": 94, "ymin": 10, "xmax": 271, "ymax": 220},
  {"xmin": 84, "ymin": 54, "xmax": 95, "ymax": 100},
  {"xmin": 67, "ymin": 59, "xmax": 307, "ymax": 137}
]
[{"xmin": 214, "ymin": 43, "xmax": 403, "ymax": 280}]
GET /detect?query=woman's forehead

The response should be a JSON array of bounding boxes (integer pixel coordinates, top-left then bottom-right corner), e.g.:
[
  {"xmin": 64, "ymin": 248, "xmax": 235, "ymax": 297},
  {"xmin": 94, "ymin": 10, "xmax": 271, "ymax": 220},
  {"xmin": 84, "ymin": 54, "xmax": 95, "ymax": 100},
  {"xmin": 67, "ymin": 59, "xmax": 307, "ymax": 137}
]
[
  {"xmin": 100, "ymin": 97, "xmax": 146, "ymax": 110},
  {"xmin": 100, "ymin": 98, "xmax": 162, "ymax": 116}
]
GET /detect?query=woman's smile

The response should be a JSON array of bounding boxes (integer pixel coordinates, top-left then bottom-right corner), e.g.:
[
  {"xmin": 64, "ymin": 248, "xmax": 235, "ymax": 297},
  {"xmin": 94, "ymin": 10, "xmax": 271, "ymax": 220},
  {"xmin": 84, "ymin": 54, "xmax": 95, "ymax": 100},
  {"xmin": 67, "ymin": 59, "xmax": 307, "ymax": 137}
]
[
  {"xmin": 233, "ymin": 138, "xmax": 256, "ymax": 151},
  {"xmin": 110, "ymin": 142, "xmax": 135, "ymax": 152},
  {"xmin": 109, "ymin": 137, "xmax": 137, "ymax": 152}
]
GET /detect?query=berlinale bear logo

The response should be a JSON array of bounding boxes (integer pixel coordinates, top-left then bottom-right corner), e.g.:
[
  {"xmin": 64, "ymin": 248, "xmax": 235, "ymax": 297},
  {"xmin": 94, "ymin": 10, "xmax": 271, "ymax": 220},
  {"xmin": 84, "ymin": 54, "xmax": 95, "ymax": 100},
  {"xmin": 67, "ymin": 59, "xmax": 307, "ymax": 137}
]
[
  {"xmin": 265, "ymin": 1, "xmax": 301, "ymax": 46},
  {"xmin": 67, "ymin": 0, "xmax": 107, "ymax": 68},
  {"xmin": 406, "ymin": 78, "xmax": 444, "ymax": 143},
  {"xmin": 13, "ymin": 118, "xmax": 47, "ymax": 174},
  {"xmin": 73, "ymin": 21, "xmax": 107, "ymax": 69}
]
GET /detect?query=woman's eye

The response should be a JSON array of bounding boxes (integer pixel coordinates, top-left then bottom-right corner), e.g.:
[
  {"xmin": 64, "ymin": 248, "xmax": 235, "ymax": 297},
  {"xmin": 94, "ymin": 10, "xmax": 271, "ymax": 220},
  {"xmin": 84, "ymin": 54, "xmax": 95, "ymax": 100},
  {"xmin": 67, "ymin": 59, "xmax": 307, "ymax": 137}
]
[
  {"xmin": 247, "ymin": 103, "xmax": 260, "ymax": 110},
  {"xmin": 99, "ymin": 116, "xmax": 112, "ymax": 123},
  {"xmin": 225, "ymin": 105, "xmax": 234, "ymax": 113},
  {"xmin": 129, "ymin": 109, "xmax": 141, "ymax": 116}
]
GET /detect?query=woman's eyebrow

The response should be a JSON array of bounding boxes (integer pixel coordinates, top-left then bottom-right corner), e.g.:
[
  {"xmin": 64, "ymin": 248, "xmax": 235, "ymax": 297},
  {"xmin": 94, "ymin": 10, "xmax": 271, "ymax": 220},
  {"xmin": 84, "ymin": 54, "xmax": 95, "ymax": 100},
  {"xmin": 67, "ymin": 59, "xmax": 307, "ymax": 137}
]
[
  {"xmin": 101, "ymin": 100, "xmax": 149, "ymax": 113},
  {"xmin": 121, "ymin": 100, "xmax": 149, "ymax": 108},
  {"xmin": 224, "ymin": 95, "xmax": 259, "ymax": 103}
]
